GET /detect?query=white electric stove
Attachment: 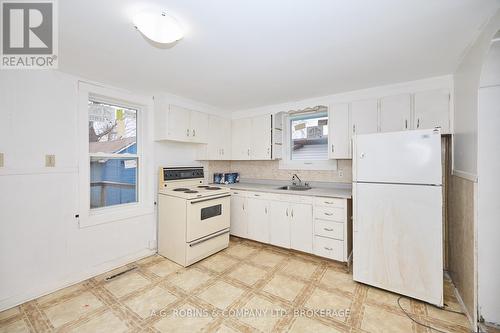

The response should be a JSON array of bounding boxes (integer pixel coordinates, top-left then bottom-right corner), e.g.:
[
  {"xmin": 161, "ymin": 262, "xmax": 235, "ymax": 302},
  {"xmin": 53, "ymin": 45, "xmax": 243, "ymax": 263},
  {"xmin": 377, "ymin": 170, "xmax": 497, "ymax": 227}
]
[{"xmin": 157, "ymin": 167, "xmax": 231, "ymax": 267}]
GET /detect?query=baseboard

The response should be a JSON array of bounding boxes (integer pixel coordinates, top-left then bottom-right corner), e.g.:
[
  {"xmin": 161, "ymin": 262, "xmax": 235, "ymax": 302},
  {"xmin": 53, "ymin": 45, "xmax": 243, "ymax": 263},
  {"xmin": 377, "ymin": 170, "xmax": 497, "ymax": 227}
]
[{"xmin": 0, "ymin": 248, "xmax": 156, "ymax": 312}]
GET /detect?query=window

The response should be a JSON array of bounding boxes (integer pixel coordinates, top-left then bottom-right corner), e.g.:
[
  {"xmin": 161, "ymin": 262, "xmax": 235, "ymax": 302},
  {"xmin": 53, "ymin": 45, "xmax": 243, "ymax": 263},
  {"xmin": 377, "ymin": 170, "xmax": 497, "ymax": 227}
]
[
  {"xmin": 290, "ymin": 112, "xmax": 328, "ymax": 160},
  {"xmin": 279, "ymin": 105, "xmax": 337, "ymax": 170},
  {"xmin": 88, "ymin": 100, "xmax": 138, "ymax": 209}
]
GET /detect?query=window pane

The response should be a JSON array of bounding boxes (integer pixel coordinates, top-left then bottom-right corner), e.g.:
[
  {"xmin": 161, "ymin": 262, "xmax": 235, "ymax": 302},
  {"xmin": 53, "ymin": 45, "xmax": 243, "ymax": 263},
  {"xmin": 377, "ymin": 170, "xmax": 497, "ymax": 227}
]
[
  {"xmin": 291, "ymin": 113, "xmax": 328, "ymax": 160},
  {"xmin": 89, "ymin": 101, "xmax": 137, "ymax": 154},
  {"xmin": 90, "ymin": 157, "xmax": 137, "ymax": 209}
]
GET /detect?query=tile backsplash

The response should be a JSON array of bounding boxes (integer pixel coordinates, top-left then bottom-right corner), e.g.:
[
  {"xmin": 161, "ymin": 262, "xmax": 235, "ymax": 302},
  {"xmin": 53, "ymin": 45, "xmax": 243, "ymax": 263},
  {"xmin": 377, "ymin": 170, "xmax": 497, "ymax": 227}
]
[{"xmin": 206, "ymin": 160, "xmax": 352, "ymax": 183}]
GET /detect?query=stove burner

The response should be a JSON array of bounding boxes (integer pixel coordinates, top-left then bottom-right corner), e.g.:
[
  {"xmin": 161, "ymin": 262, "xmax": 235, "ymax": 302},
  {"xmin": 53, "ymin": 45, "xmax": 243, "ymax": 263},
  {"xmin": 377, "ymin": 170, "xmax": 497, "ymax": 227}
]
[
  {"xmin": 206, "ymin": 186, "xmax": 221, "ymax": 190},
  {"xmin": 173, "ymin": 188, "xmax": 189, "ymax": 191},
  {"xmin": 197, "ymin": 185, "xmax": 209, "ymax": 188},
  {"xmin": 184, "ymin": 190, "xmax": 199, "ymax": 194}
]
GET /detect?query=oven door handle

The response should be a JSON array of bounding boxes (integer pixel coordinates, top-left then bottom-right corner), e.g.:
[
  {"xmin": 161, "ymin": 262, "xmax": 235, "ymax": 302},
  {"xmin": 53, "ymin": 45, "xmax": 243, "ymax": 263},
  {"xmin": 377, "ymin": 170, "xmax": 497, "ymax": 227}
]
[
  {"xmin": 190, "ymin": 194, "xmax": 231, "ymax": 204},
  {"xmin": 189, "ymin": 229, "xmax": 230, "ymax": 247}
]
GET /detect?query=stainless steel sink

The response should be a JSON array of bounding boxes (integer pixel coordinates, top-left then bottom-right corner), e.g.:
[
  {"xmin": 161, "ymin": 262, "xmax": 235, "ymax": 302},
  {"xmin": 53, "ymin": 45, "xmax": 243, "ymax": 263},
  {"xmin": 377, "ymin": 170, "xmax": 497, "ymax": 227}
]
[{"xmin": 277, "ymin": 185, "xmax": 312, "ymax": 191}]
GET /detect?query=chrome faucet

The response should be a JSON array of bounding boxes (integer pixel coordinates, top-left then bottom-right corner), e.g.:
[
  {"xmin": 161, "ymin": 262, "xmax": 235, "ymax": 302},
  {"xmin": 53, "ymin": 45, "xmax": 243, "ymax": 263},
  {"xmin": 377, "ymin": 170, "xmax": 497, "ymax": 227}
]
[{"xmin": 292, "ymin": 174, "xmax": 302, "ymax": 186}]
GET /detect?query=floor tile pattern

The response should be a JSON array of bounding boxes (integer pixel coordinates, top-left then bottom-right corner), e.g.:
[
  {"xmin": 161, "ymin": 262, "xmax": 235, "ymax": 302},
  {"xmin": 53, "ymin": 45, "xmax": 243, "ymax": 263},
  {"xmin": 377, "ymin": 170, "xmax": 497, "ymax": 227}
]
[{"xmin": 0, "ymin": 237, "xmax": 471, "ymax": 332}]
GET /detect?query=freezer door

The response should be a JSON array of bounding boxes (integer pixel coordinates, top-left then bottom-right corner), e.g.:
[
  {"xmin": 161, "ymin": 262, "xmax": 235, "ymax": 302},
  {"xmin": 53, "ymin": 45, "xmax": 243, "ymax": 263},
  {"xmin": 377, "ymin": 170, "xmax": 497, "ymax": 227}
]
[
  {"xmin": 353, "ymin": 183, "xmax": 443, "ymax": 306},
  {"xmin": 353, "ymin": 129, "xmax": 442, "ymax": 185}
]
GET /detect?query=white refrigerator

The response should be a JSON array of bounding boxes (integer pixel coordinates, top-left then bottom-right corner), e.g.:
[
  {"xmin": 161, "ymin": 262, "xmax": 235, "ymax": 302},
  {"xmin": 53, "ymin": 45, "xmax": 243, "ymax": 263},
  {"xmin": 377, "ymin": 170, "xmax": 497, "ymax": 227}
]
[{"xmin": 352, "ymin": 128, "xmax": 443, "ymax": 306}]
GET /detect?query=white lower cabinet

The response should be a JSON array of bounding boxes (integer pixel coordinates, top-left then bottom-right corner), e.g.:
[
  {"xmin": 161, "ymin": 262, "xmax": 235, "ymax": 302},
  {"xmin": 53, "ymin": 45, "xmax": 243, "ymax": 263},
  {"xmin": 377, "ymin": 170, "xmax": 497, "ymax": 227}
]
[
  {"xmin": 246, "ymin": 196, "xmax": 270, "ymax": 243},
  {"xmin": 230, "ymin": 192, "xmax": 247, "ymax": 238},
  {"xmin": 270, "ymin": 200, "xmax": 291, "ymax": 248},
  {"xmin": 313, "ymin": 197, "xmax": 352, "ymax": 262},
  {"xmin": 229, "ymin": 190, "xmax": 350, "ymax": 262},
  {"xmin": 289, "ymin": 203, "xmax": 313, "ymax": 253}
]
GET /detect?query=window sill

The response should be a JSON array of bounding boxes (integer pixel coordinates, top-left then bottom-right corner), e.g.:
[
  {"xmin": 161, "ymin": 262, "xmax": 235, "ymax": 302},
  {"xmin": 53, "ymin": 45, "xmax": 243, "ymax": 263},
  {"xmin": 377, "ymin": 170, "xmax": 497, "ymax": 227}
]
[
  {"xmin": 79, "ymin": 203, "xmax": 155, "ymax": 228},
  {"xmin": 278, "ymin": 159, "xmax": 338, "ymax": 171}
]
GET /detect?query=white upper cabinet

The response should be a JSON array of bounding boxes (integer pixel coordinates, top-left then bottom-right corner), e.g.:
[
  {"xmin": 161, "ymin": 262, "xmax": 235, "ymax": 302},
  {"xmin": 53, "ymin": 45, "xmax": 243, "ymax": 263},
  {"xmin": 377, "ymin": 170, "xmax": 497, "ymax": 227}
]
[
  {"xmin": 189, "ymin": 110, "xmax": 209, "ymax": 143},
  {"xmin": 414, "ymin": 89, "xmax": 451, "ymax": 134},
  {"xmin": 231, "ymin": 114, "xmax": 272, "ymax": 160},
  {"xmin": 154, "ymin": 99, "xmax": 209, "ymax": 144},
  {"xmin": 198, "ymin": 115, "xmax": 232, "ymax": 160},
  {"xmin": 329, "ymin": 103, "xmax": 351, "ymax": 159},
  {"xmin": 166, "ymin": 105, "xmax": 191, "ymax": 141},
  {"xmin": 379, "ymin": 94, "xmax": 412, "ymax": 132},
  {"xmin": 251, "ymin": 114, "xmax": 272, "ymax": 160},
  {"xmin": 351, "ymin": 99, "xmax": 379, "ymax": 135},
  {"xmin": 231, "ymin": 117, "xmax": 252, "ymax": 160}
]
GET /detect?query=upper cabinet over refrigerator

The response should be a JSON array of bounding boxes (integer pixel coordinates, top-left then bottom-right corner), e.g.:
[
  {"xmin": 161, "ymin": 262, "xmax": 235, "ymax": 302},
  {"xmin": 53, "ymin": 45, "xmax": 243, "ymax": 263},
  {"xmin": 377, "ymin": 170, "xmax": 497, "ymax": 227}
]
[{"xmin": 353, "ymin": 129, "xmax": 442, "ymax": 185}]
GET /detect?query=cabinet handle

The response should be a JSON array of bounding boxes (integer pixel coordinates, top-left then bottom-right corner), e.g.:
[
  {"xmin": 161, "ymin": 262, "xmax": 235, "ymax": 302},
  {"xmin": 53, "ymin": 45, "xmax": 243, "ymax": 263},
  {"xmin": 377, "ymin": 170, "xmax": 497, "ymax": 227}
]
[
  {"xmin": 405, "ymin": 119, "xmax": 408, "ymax": 129},
  {"xmin": 324, "ymin": 228, "xmax": 334, "ymax": 232},
  {"xmin": 186, "ymin": 129, "xmax": 190, "ymax": 137},
  {"xmin": 242, "ymin": 203, "xmax": 245, "ymax": 210},
  {"xmin": 417, "ymin": 118, "xmax": 420, "ymax": 128},
  {"xmin": 291, "ymin": 209, "xmax": 294, "ymax": 218},
  {"xmin": 324, "ymin": 201, "xmax": 334, "ymax": 204},
  {"xmin": 324, "ymin": 247, "xmax": 333, "ymax": 251},
  {"xmin": 331, "ymin": 144, "xmax": 334, "ymax": 153},
  {"xmin": 254, "ymin": 194, "xmax": 260, "ymax": 197},
  {"xmin": 286, "ymin": 208, "xmax": 288, "ymax": 216},
  {"xmin": 324, "ymin": 212, "xmax": 333, "ymax": 216},
  {"xmin": 353, "ymin": 124, "xmax": 356, "ymax": 134},
  {"xmin": 222, "ymin": 148, "xmax": 224, "ymax": 155},
  {"xmin": 247, "ymin": 148, "xmax": 250, "ymax": 156},
  {"xmin": 265, "ymin": 207, "xmax": 268, "ymax": 214},
  {"xmin": 193, "ymin": 129, "xmax": 196, "ymax": 137}
]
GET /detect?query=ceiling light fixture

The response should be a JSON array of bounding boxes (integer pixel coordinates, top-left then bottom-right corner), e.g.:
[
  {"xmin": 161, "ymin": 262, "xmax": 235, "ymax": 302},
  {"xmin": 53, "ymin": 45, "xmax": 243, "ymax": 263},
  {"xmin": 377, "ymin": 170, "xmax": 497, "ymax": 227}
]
[{"xmin": 133, "ymin": 10, "xmax": 183, "ymax": 44}]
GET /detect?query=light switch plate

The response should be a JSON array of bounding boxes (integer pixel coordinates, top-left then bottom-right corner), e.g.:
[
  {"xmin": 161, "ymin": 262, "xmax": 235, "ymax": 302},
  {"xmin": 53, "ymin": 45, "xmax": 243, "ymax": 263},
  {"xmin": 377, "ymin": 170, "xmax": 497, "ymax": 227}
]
[
  {"xmin": 0, "ymin": 153, "xmax": 4, "ymax": 167},
  {"xmin": 338, "ymin": 170, "xmax": 344, "ymax": 178},
  {"xmin": 45, "ymin": 154, "xmax": 56, "ymax": 167}
]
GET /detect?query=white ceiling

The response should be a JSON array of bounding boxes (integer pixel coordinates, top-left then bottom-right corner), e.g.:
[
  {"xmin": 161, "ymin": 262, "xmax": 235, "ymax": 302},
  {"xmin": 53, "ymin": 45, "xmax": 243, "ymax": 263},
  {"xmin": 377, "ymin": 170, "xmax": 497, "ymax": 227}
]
[{"xmin": 59, "ymin": 0, "xmax": 499, "ymax": 111}]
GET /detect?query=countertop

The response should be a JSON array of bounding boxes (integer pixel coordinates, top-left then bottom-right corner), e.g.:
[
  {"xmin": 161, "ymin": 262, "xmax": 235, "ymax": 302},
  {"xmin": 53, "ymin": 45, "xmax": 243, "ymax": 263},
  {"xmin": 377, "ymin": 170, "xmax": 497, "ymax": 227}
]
[{"xmin": 214, "ymin": 179, "xmax": 352, "ymax": 199}]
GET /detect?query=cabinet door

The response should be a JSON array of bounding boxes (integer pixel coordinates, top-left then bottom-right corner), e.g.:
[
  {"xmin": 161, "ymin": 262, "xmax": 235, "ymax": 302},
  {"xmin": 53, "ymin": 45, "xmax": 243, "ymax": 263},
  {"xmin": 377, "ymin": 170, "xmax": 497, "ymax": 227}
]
[
  {"xmin": 246, "ymin": 197, "xmax": 270, "ymax": 243},
  {"xmin": 231, "ymin": 118, "xmax": 252, "ymax": 160},
  {"xmin": 189, "ymin": 110, "xmax": 209, "ymax": 143},
  {"xmin": 167, "ymin": 105, "xmax": 190, "ymax": 141},
  {"xmin": 269, "ymin": 201, "xmax": 291, "ymax": 248},
  {"xmin": 414, "ymin": 90, "xmax": 450, "ymax": 133},
  {"xmin": 379, "ymin": 94, "xmax": 411, "ymax": 132},
  {"xmin": 351, "ymin": 99, "xmax": 379, "ymax": 135},
  {"xmin": 251, "ymin": 114, "xmax": 272, "ymax": 160},
  {"xmin": 290, "ymin": 203, "xmax": 313, "ymax": 253},
  {"xmin": 206, "ymin": 115, "xmax": 222, "ymax": 160},
  {"xmin": 329, "ymin": 103, "xmax": 351, "ymax": 159},
  {"xmin": 219, "ymin": 117, "xmax": 232, "ymax": 159},
  {"xmin": 230, "ymin": 195, "xmax": 247, "ymax": 238}
]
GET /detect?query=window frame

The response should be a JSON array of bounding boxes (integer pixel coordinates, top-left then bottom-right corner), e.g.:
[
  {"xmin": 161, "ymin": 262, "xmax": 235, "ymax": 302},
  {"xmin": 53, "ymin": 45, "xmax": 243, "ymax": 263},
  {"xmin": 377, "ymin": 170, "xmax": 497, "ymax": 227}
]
[
  {"xmin": 279, "ymin": 110, "xmax": 337, "ymax": 171},
  {"xmin": 78, "ymin": 82, "xmax": 154, "ymax": 227}
]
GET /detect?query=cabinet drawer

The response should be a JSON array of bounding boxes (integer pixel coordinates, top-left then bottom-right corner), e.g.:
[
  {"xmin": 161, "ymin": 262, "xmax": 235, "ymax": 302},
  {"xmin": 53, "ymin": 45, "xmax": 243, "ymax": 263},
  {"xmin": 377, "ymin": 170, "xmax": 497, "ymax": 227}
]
[
  {"xmin": 314, "ymin": 206, "xmax": 345, "ymax": 222},
  {"xmin": 314, "ymin": 220, "xmax": 343, "ymax": 240},
  {"xmin": 313, "ymin": 197, "xmax": 346, "ymax": 208},
  {"xmin": 314, "ymin": 236, "xmax": 344, "ymax": 261}
]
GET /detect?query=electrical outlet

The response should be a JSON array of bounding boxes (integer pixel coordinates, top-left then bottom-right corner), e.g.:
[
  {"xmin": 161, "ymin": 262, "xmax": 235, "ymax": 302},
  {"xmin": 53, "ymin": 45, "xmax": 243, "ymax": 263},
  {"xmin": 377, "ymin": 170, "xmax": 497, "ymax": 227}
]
[
  {"xmin": 338, "ymin": 169, "xmax": 344, "ymax": 178},
  {"xmin": 45, "ymin": 154, "xmax": 56, "ymax": 167},
  {"xmin": 0, "ymin": 153, "xmax": 4, "ymax": 167}
]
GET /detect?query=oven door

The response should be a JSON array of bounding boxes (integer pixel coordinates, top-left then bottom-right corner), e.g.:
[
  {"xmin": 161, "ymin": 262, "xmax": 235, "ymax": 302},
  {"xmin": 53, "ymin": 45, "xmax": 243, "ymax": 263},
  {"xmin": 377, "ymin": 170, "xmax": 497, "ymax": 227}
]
[{"xmin": 186, "ymin": 194, "xmax": 231, "ymax": 242}]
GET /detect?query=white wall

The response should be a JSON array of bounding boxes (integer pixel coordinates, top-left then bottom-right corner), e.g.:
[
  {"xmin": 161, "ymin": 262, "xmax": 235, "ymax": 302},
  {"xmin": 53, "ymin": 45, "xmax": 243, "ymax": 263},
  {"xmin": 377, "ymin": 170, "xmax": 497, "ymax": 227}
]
[
  {"xmin": 0, "ymin": 70, "xmax": 220, "ymax": 311},
  {"xmin": 453, "ymin": 11, "xmax": 500, "ymax": 180},
  {"xmin": 477, "ymin": 38, "xmax": 500, "ymax": 325}
]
